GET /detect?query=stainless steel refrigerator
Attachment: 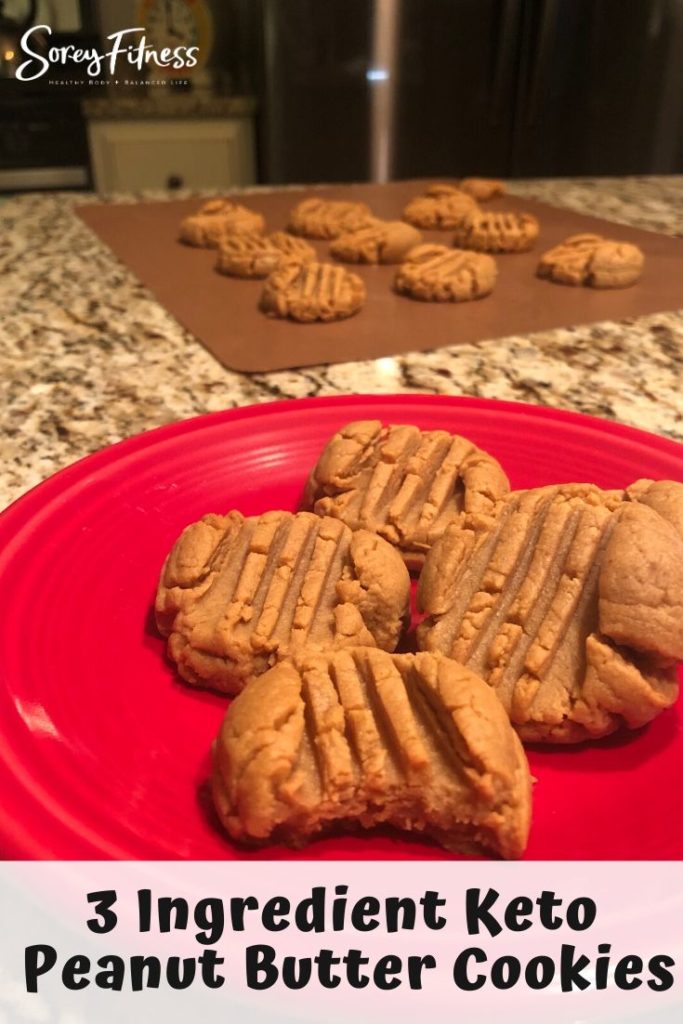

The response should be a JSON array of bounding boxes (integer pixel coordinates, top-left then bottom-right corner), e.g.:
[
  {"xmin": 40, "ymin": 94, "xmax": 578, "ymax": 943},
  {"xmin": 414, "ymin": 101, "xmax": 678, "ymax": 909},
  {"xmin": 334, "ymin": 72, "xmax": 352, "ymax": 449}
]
[{"xmin": 253, "ymin": 0, "xmax": 683, "ymax": 183}]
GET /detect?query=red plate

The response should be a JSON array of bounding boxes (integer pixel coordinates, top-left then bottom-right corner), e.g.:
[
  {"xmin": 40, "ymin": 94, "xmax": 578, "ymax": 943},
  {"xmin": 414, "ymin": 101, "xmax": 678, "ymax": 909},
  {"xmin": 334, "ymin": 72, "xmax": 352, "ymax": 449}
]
[{"xmin": 1, "ymin": 395, "xmax": 682, "ymax": 860}]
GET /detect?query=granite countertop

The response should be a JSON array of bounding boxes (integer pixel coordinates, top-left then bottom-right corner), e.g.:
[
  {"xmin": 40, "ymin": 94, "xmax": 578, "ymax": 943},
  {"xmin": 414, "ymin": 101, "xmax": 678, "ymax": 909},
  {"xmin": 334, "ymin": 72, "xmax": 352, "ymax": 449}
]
[
  {"xmin": 82, "ymin": 93, "xmax": 257, "ymax": 120},
  {"xmin": 1, "ymin": 176, "xmax": 682, "ymax": 511}
]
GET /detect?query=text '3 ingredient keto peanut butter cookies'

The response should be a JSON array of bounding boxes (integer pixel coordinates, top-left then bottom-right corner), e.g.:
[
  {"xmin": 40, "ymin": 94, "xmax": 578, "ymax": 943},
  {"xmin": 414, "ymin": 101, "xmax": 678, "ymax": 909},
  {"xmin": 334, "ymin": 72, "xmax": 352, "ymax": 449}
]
[
  {"xmin": 305, "ymin": 420, "xmax": 510, "ymax": 568},
  {"xmin": 538, "ymin": 233, "xmax": 645, "ymax": 288},
  {"xmin": 260, "ymin": 260, "xmax": 366, "ymax": 322},
  {"xmin": 212, "ymin": 648, "xmax": 532, "ymax": 858},
  {"xmin": 330, "ymin": 220, "xmax": 422, "ymax": 264},
  {"xmin": 216, "ymin": 231, "xmax": 315, "ymax": 279},
  {"xmin": 394, "ymin": 244, "xmax": 497, "ymax": 302},
  {"xmin": 417, "ymin": 480, "xmax": 683, "ymax": 743},
  {"xmin": 156, "ymin": 510, "xmax": 410, "ymax": 695},
  {"xmin": 287, "ymin": 197, "xmax": 377, "ymax": 239},
  {"xmin": 179, "ymin": 198, "xmax": 266, "ymax": 248}
]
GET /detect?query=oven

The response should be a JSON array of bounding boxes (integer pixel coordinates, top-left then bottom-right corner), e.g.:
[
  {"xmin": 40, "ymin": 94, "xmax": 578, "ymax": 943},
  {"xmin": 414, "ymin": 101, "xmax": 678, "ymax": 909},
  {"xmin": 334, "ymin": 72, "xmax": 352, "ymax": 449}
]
[{"xmin": 0, "ymin": 0, "xmax": 101, "ymax": 190}]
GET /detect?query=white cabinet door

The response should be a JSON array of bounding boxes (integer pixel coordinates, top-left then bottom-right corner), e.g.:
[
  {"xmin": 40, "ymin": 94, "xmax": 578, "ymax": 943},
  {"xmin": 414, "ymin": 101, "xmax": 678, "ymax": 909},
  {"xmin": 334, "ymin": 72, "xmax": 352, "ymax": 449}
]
[{"xmin": 87, "ymin": 119, "xmax": 256, "ymax": 192}]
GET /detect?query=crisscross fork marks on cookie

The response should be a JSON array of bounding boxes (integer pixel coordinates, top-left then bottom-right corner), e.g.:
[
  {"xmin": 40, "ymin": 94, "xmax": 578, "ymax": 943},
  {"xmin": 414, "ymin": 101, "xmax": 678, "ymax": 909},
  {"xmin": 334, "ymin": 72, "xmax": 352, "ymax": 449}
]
[
  {"xmin": 394, "ymin": 244, "xmax": 497, "ymax": 302},
  {"xmin": 306, "ymin": 420, "xmax": 509, "ymax": 566},
  {"xmin": 216, "ymin": 231, "xmax": 315, "ymax": 278},
  {"xmin": 287, "ymin": 198, "xmax": 376, "ymax": 239},
  {"xmin": 538, "ymin": 233, "xmax": 644, "ymax": 288},
  {"xmin": 402, "ymin": 189, "xmax": 478, "ymax": 230},
  {"xmin": 453, "ymin": 210, "xmax": 539, "ymax": 253},
  {"xmin": 330, "ymin": 220, "xmax": 422, "ymax": 264},
  {"xmin": 418, "ymin": 482, "xmax": 683, "ymax": 742},
  {"xmin": 260, "ymin": 260, "xmax": 366, "ymax": 322},
  {"xmin": 156, "ymin": 510, "xmax": 410, "ymax": 693},
  {"xmin": 212, "ymin": 648, "xmax": 532, "ymax": 857},
  {"xmin": 179, "ymin": 199, "xmax": 265, "ymax": 248}
]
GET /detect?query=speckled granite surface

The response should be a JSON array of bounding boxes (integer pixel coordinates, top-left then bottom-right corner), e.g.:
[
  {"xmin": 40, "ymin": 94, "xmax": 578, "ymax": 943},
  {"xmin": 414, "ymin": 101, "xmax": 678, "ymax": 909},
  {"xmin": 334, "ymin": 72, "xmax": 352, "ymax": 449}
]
[{"xmin": 1, "ymin": 176, "xmax": 682, "ymax": 510}]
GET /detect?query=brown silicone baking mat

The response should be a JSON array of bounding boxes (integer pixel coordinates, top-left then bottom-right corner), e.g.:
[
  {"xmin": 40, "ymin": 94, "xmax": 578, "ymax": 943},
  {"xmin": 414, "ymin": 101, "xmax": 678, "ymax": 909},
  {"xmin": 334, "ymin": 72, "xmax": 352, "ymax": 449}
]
[{"xmin": 76, "ymin": 180, "xmax": 683, "ymax": 373}]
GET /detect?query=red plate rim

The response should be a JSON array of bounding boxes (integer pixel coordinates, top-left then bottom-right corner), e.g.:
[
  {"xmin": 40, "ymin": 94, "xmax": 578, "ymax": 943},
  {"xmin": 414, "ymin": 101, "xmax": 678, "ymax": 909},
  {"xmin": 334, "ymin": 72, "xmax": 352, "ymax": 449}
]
[
  {"xmin": 2, "ymin": 394, "xmax": 682, "ymax": 535},
  {"xmin": 1, "ymin": 394, "xmax": 682, "ymax": 861}
]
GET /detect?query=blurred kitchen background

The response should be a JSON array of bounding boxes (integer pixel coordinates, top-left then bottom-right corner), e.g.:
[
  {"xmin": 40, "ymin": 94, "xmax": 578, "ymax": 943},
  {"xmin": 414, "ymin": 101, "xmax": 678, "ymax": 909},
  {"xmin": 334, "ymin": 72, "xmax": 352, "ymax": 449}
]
[{"xmin": 0, "ymin": 0, "xmax": 682, "ymax": 194}]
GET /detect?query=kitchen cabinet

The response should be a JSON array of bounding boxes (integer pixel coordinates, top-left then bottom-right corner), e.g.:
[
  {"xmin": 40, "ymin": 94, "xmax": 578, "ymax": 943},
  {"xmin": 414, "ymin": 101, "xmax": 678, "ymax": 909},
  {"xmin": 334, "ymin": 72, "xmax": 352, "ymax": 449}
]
[
  {"xmin": 258, "ymin": 0, "xmax": 683, "ymax": 182},
  {"xmin": 87, "ymin": 116, "xmax": 256, "ymax": 193}
]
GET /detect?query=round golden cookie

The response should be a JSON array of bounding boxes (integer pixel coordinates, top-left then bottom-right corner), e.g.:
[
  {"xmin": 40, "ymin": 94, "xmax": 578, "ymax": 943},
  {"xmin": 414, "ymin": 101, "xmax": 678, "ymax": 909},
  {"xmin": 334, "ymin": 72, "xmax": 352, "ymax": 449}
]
[
  {"xmin": 403, "ymin": 189, "xmax": 478, "ymax": 230},
  {"xmin": 179, "ymin": 198, "xmax": 265, "ymax": 248},
  {"xmin": 538, "ymin": 233, "xmax": 644, "ymax": 288},
  {"xmin": 287, "ymin": 197, "xmax": 376, "ymax": 239},
  {"xmin": 156, "ymin": 510, "xmax": 411, "ymax": 695},
  {"xmin": 260, "ymin": 260, "xmax": 366, "ymax": 322},
  {"xmin": 212, "ymin": 648, "xmax": 532, "ymax": 858},
  {"xmin": 305, "ymin": 419, "xmax": 510, "ymax": 569},
  {"xmin": 216, "ymin": 231, "xmax": 315, "ymax": 278},
  {"xmin": 394, "ymin": 244, "xmax": 497, "ymax": 302},
  {"xmin": 459, "ymin": 177, "xmax": 506, "ymax": 201},
  {"xmin": 417, "ymin": 480, "xmax": 683, "ymax": 743},
  {"xmin": 453, "ymin": 209, "xmax": 539, "ymax": 253},
  {"xmin": 329, "ymin": 220, "xmax": 422, "ymax": 264}
]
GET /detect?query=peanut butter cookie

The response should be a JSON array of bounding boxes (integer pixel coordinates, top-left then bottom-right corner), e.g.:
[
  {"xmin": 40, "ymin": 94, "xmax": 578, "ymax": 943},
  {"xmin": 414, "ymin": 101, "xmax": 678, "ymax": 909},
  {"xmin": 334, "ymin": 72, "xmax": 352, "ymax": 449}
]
[
  {"xmin": 212, "ymin": 647, "xmax": 532, "ymax": 858},
  {"xmin": 156, "ymin": 510, "xmax": 410, "ymax": 695},
  {"xmin": 305, "ymin": 420, "xmax": 509, "ymax": 569},
  {"xmin": 417, "ymin": 480, "xmax": 683, "ymax": 743},
  {"xmin": 179, "ymin": 198, "xmax": 265, "ymax": 248},
  {"xmin": 403, "ymin": 188, "xmax": 478, "ymax": 230},
  {"xmin": 453, "ymin": 210, "xmax": 539, "ymax": 253},
  {"xmin": 216, "ymin": 231, "xmax": 315, "ymax": 278},
  {"xmin": 538, "ymin": 233, "xmax": 644, "ymax": 288},
  {"xmin": 459, "ymin": 178, "xmax": 506, "ymax": 201},
  {"xmin": 394, "ymin": 244, "xmax": 497, "ymax": 302},
  {"xmin": 260, "ymin": 260, "xmax": 366, "ymax": 322},
  {"xmin": 287, "ymin": 197, "xmax": 376, "ymax": 239},
  {"xmin": 423, "ymin": 182, "xmax": 465, "ymax": 197},
  {"xmin": 330, "ymin": 220, "xmax": 422, "ymax": 264}
]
